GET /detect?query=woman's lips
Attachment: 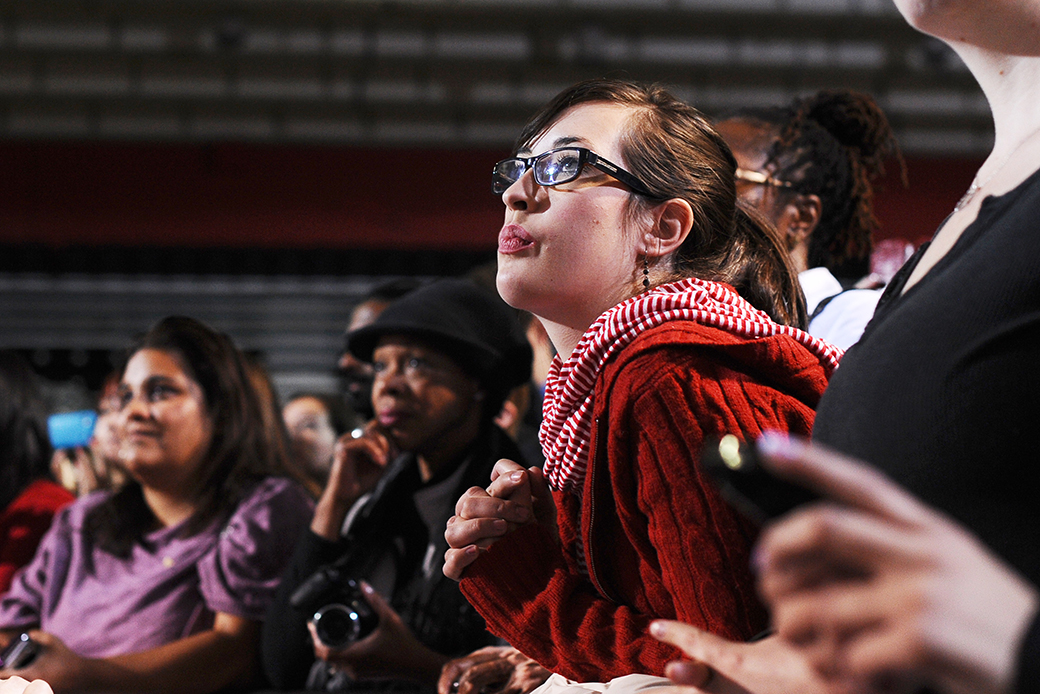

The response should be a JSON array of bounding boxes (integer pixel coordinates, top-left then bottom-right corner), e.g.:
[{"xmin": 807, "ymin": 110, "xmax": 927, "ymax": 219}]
[
  {"xmin": 498, "ymin": 224, "xmax": 535, "ymax": 254},
  {"xmin": 124, "ymin": 428, "xmax": 160, "ymax": 440},
  {"xmin": 377, "ymin": 410, "xmax": 408, "ymax": 428}
]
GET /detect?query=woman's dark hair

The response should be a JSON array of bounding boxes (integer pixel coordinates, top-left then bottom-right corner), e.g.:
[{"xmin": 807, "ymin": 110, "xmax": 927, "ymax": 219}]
[
  {"xmin": 516, "ymin": 78, "xmax": 806, "ymax": 328},
  {"xmin": 0, "ymin": 351, "xmax": 53, "ymax": 511},
  {"xmin": 723, "ymin": 90, "xmax": 904, "ymax": 279},
  {"xmin": 87, "ymin": 316, "xmax": 288, "ymax": 558}
]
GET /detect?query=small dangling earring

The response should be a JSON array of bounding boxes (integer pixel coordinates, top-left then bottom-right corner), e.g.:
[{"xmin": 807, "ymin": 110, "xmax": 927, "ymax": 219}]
[{"xmin": 642, "ymin": 255, "xmax": 650, "ymax": 292}]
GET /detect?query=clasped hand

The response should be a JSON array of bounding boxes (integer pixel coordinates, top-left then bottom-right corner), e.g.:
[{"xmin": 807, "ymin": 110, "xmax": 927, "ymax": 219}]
[{"xmin": 443, "ymin": 459, "xmax": 556, "ymax": 581}]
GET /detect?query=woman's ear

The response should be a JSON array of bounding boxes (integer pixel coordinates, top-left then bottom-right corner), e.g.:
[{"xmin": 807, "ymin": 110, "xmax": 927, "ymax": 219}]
[{"xmin": 647, "ymin": 198, "xmax": 694, "ymax": 258}]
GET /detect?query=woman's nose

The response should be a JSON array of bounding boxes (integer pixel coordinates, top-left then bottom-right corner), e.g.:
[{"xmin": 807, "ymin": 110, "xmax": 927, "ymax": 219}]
[
  {"xmin": 373, "ymin": 366, "xmax": 407, "ymax": 396},
  {"xmin": 120, "ymin": 393, "xmax": 149, "ymax": 421},
  {"xmin": 502, "ymin": 168, "xmax": 540, "ymax": 212}
]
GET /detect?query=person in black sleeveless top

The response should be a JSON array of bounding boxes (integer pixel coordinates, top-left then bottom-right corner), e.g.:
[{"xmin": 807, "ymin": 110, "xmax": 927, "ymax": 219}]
[{"xmin": 647, "ymin": 1, "xmax": 1040, "ymax": 693}]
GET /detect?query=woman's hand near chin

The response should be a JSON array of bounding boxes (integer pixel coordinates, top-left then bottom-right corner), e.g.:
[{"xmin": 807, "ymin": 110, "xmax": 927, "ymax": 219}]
[
  {"xmin": 312, "ymin": 423, "xmax": 394, "ymax": 540},
  {"xmin": 443, "ymin": 460, "xmax": 557, "ymax": 581}
]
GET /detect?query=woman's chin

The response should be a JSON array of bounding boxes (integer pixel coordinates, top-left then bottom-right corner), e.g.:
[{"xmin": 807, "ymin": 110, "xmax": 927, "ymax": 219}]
[{"xmin": 496, "ymin": 272, "xmax": 542, "ymax": 314}]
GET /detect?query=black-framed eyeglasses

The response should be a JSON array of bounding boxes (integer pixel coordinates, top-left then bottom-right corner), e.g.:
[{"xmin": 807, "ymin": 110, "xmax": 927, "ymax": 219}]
[
  {"xmin": 734, "ymin": 167, "xmax": 794, "ymax": 189},
  {"xmin": 492, "ymin": 147, "xmax": 657, "ymax": 197}
]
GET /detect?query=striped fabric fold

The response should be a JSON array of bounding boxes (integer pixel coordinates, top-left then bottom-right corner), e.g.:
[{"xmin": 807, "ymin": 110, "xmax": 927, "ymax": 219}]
[{"xmin": 539, "ymin": 277, "xmax": 844, "ymax": 494}]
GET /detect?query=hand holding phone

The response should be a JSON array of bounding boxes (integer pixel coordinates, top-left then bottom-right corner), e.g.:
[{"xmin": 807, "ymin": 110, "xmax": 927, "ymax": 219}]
[
  {"xmin": 700, "ymin": 435, "xmax": 820, "ymax": 523},
  {"xmin": 0, "ymin": 632, "xmax": 39, "ymax": 669}
]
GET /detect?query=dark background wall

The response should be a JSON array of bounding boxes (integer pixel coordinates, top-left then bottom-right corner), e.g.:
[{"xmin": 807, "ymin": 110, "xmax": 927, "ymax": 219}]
[{"xmin": 1, "ymin": 141, "xmax": 974, "ymax": 262}]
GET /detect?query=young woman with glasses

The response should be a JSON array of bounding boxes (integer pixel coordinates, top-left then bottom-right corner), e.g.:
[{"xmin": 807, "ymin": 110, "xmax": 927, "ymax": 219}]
[{"xmin": 440, "ymin": 79, "xmax": 842, "ymax": 691}]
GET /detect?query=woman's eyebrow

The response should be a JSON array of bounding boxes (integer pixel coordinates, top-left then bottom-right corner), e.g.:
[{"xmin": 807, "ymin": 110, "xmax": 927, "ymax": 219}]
[
  {"xmin": 517, "ymin": 135, "xmax": 590, "ymax": 156},
  {"xmin": 553, "ymin": 135, "xmax": 587, "ymax": 148}
]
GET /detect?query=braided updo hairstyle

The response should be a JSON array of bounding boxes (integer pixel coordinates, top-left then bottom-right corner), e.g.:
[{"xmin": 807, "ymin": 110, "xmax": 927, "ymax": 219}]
[{"xmin": 727, "ymin": 90, "xmax": 904, "ymax": 279}]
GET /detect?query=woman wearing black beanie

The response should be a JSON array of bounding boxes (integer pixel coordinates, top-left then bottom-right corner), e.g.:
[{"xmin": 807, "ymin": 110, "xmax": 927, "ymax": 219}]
[{"xmin": 262, "ymin": 278, "xmax": 532, "ymax": 694}]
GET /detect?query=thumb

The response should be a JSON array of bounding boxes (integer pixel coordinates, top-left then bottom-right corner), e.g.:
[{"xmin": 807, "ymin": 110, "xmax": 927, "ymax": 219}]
[
  {"xmin": 650, "ymin": 620, "xmax": 721, "ymax": 684},
  {"xmin": 358, "ymin": 581, "xmax": 397, "ymax": 622}
]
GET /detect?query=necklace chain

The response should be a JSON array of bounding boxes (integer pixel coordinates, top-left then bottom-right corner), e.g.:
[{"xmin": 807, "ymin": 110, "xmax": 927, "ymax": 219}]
[
  {"xmin": 954, "ymin": 126, "xmax": 1040, "ymax": 213},
  {"xmin": 954, "ymin": 152, "xmax": 1015, "ymax": 213}
]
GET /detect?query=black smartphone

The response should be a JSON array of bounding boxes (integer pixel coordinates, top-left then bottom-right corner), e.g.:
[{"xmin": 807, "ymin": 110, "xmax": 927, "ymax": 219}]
[
  {"xmin": 0, "ymin": 632, "xmax": 39, "ymax": 669},
  {"xmin": 701, "ymin": 435, "xmax": 820, "ymax": 523}
]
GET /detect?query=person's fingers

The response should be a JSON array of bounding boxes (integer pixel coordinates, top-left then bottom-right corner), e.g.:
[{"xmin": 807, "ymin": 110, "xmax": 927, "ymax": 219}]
[
  {"xmin": 439, "ymin": 653, "xmax": 489, "ymax": 694},
  {"xmin": 768, "ymin": 577, "xmax": 888, "ymax": 650},
  {"xmin": 756, "ymin": 506, "xmax": 931, "ymax": 598},
  {"xmin": 489, "ymin": 459, "xmax": 527, "ymax": 483},
  {"xmin": 664, "ymin": 660, "xmax": 713, "ymax": 687},
  {"xmin": 456, "ymin": 487, "xmax": 487, "ymax": 515},
  {"xmin": 438, "ymin": 661, "xmax": 465, "ymax": 694},
  {"xmin": 756, "ymin": 434, "xmax": 933, "ymax": 526},
  {"xmin": 650, "ymin": 621, "xmax": 719, "ymax": 683},
  {"xmin": 356, "ymin": 581, "xmax": 397, "ymax": 623},
  {"xmin": 486, "ymin": 469, "xmax": 532, "ymax": 507},
  {"xmin": 525, "ymin": 467, "xmax": 558, "ymax": 529},
  {"xmin": 650, "ymin": 621, "xmax": 754, "ymax": 693},
  {"xmin": 307, "ymin": 621, "xmax": 333, "ymax": 661},
  {"xmin": 457, "ymin": 659, "xmax": 514, "ymax": 694},
  {"xmin": 443, "ymin": 545, "xmax": 480, "ymax": 581},
  {"xmin": 361, "ymin": 422, "xmax": 394, "ymax": 463},
  {"xmin": 330, "ymin": 438, "xmax": 381, "ymax": 481},
  {"xmin": 445, "ymin": 516, "xmax": 510, "ymax": 549},
  {"xmin": 508, "ymin": 661, "xmax": 552, "ymax": 694},
  {"xmin": 456, "ymin": 493, "xmax": 531, "ymax": 525}
]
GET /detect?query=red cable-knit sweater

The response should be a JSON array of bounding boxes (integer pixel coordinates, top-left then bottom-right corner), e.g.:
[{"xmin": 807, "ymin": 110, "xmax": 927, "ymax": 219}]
[{"xmin": 460, "ymin": 321, "xmax": 831, "ymax": 682}]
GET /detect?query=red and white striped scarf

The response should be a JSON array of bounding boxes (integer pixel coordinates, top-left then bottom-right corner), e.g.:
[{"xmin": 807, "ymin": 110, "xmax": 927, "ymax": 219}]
[{"xmin": 539, "ymin": 277, "xmax": 843, "ymax": 494}]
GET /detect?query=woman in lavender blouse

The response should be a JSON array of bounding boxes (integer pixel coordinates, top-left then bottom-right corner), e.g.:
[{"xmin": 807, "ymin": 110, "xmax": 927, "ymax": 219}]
[{"xmin": 0, "ymin": 316, "xmax": 313, "ymax": 693}]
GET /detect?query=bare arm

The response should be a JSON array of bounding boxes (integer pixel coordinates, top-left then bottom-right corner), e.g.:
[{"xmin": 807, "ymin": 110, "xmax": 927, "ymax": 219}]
[{"xmin": 4, "ymin": 614, "xmax": 259, "ymax": 694}]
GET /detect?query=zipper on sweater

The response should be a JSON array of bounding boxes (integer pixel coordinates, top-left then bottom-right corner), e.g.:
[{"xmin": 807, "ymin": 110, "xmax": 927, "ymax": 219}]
[{"xmin": 585, "ymin": 414, "xmax": 621, "ymax": 603}]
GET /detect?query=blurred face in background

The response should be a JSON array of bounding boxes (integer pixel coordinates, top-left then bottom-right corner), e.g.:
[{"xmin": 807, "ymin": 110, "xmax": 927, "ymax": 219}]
[
  {"xmin": 283, "ymin": 395, "xmax": 338, "ymax": 484},
  {"xmin": 339, "ymin": 299, "xmax": 392, "ymax": 419},
  {"xmin": 92, "ymin": 380, "xmax": 124, "ymax": 467},
  {"xmin": 714, "ymin": 119, "xmax": 786, "ymax": 223}
]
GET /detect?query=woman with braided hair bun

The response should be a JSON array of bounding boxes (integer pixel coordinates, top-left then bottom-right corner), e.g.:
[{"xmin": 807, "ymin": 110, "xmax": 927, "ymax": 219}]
[{"xmin": 716, "ymin": 90, "xmax": 904, "ymax": 350}]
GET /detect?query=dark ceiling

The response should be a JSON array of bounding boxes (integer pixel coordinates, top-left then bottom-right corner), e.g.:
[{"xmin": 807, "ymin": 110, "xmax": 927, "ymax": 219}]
[{"xmin": 0, "ymin": 0, "xmax": 992, "ymax": 154}]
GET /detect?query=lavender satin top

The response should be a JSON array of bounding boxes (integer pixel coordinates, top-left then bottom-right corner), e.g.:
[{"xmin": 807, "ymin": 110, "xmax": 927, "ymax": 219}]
[{"xmin": 0, "ymin": 477, "xmax": 312, "ymax": 658}]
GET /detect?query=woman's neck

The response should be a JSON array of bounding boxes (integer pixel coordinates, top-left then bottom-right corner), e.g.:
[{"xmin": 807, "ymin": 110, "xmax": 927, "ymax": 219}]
[
  {"xmin": 142, "ymin": 486, "xmax": 199, "ymax": 528},
  {"xmin": 416, "ymin": 415, "xmax": 483, "ymax": 483},
  {"xmin": 538, "ymin": 284, "xmax": 647, "ymax": 361},
  {"xmin": 542, "ymin": 319, "xmax": 586, "ymax": 364},
  {"xmin": 953, "ymin": 47, "xmax": 1040, "ymax": 163}
]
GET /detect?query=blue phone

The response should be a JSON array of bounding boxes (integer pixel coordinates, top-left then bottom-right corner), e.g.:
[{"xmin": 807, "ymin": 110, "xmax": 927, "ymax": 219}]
[{"xmin": 48, "ymin": 410, "xmax": 98, "ymax": 449}]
